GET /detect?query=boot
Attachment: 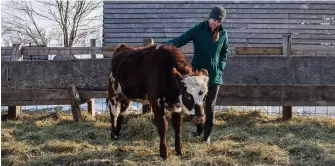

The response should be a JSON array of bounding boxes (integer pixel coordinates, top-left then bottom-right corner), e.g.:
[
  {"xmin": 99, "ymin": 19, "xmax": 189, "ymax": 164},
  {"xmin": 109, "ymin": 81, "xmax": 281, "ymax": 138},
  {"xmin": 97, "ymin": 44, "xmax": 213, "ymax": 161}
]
[{"xmin": 203, "ymin": 126, "xmax": 213, "ymax": 144}]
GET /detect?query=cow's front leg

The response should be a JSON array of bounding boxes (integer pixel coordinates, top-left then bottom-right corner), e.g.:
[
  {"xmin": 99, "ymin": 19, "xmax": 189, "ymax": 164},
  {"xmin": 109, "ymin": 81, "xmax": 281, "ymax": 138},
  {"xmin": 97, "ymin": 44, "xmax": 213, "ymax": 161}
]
[
  {"xmin": 172, "ymin": 112, "xmax": 183, "ymax": 156},
  {"xmin": 114, "ymin": 100, "xmax": 131, "ymax": 138},
  {"xmin": 108, "ymin": 101, "xmax": 121, "ymax": 140},
  {"xmin": 152, "ymin": 103, "xmax": 168, "ymax": 160}
]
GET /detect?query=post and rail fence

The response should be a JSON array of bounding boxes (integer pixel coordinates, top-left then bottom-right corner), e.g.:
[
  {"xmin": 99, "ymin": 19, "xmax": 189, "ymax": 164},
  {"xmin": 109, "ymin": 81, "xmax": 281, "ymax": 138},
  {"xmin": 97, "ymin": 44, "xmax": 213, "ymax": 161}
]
[{"xmin": 1, "ymin": 36, "xmax": 335, "ymax": 121}]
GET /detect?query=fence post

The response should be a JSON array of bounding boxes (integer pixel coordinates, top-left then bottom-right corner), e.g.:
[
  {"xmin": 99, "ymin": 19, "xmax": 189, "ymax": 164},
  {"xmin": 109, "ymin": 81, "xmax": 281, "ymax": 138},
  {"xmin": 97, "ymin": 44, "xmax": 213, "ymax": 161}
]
[
  {"xmin": 142, "ymin": 38, "xmax": 154, "ymax": 114},
  {"xmin": 8, "ymin": 43, "xmax": 23, "ymax": 120},
  {"xmin": 88, "ymin": 39, "xmax": 96, "ymax": 116},
  {"xmin": 283, "ymin": 35, "xmax": 291, "ymax": 56},
  {"xmin": 282, "ymin": 106, "xmax": 292, "ymax": 120},
  {"xmin": 68, "ymin": 84, "xmax": 82, "ymax": 122},
  {"xmin": 282, "ymin": 35, "xmax": 292, "ymax": 120}
]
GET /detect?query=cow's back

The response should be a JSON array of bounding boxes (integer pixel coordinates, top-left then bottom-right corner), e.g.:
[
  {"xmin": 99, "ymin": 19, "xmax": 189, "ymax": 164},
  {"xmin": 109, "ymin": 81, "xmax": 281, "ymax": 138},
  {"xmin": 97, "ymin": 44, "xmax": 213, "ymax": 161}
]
[
  {"xmin": 110, "ymin": 44, "xmax": 192, "ymax": 104},
  {"xmin": 111, "ymin": 44, "xmax": 155, "ymax": 100}
]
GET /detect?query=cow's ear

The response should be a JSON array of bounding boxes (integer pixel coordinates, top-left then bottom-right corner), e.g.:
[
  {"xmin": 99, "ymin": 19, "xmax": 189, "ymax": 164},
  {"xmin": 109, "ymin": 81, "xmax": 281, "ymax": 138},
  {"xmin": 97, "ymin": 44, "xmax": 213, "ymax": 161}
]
[
  {"xmin": 199, "ymin": 69, "xmax": 208, "ymax": 76},
  {"xmin": 172, "ymin": 68, "xmax": 182, "ymax": 80},
  {"xmin": 172, "ymin": 68, "xmax": 183, "ymax": 89}
]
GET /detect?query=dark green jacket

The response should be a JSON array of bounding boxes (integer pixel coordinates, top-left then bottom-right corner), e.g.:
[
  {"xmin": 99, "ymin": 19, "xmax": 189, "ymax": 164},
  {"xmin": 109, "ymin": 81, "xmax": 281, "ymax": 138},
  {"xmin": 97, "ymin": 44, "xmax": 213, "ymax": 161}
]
[{"xmin": 165, "ymin": 20, "xmax": 228, "ymax": 85}]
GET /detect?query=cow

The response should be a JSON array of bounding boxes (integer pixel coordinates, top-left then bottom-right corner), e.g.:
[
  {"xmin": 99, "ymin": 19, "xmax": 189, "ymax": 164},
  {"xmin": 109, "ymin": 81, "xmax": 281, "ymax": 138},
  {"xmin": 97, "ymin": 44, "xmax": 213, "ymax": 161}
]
[{"xmin": 106, "ymin": 43, "xmax": 209, "ymax": 160}]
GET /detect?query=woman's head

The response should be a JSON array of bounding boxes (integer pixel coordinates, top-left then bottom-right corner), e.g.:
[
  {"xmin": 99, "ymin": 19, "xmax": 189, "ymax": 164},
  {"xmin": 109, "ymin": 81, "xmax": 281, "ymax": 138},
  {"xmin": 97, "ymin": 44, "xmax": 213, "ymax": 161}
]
[
  {"xmin": 209, "ymin": 6, "xmax": 226, "ymax": 23},
  {"xmin": 209, "ymin": 6, "xmax": 226, "ymax": 42}
]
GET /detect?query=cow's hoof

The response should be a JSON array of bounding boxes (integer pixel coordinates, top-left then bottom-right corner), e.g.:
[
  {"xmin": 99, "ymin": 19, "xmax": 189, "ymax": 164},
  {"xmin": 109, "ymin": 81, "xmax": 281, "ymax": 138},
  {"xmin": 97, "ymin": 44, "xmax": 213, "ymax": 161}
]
[
  {"xmin": 160, "ymin": 156, "xmax": 167, "ymax": 160},
  {"xmin": 176, "ymin": 151, "xmax": 183, "ymax": 156},
  {"xmin": 111, "ymin": 134, "xmax": 119, "ymax": 140}
]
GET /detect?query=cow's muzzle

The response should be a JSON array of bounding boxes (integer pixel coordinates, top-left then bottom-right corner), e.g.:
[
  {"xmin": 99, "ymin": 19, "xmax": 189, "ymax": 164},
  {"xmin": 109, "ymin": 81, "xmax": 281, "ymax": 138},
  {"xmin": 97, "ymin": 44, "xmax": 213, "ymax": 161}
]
[{"xmin": 191, "ymin": 104, "xmax": 206, "ymax": 124}]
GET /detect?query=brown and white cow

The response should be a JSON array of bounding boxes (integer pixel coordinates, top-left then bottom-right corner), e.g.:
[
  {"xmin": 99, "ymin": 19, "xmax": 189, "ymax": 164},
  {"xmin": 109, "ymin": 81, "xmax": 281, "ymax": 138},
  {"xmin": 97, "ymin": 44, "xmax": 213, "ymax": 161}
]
[{"xmin": 106, "ymin": 43, "xmax": 209, "ymax": 160}]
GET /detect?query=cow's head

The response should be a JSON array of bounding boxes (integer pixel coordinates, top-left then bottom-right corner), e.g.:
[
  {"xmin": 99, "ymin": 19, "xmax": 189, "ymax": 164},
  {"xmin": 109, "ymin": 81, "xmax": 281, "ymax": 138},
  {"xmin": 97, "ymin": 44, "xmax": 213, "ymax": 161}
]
[{"xmin": 173, "ymin": 68, "xmax": 209, "ymax": 124}]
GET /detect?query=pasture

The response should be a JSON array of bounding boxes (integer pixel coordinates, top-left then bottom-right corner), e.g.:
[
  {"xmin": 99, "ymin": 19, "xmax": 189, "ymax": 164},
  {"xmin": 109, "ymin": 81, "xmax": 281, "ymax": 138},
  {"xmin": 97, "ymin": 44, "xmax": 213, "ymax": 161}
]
[{"xmin": 2, "ymin": 109, "xmax": 335, "ymax": 166}]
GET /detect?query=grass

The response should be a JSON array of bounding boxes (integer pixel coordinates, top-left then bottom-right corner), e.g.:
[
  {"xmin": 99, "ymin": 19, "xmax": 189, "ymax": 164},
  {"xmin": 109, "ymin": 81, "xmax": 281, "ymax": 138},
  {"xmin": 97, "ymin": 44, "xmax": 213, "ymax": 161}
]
[{"xmin": 1, "ymin": 109, "xmax": 335, "ymax": 166}]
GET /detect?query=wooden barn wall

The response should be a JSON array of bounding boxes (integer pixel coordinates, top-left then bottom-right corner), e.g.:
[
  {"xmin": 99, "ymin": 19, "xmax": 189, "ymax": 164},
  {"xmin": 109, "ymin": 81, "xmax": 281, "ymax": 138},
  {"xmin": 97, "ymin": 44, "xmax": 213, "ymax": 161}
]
[{"xmin": 103, "ymin": 1, "xmax": 335, "ymax": 56}]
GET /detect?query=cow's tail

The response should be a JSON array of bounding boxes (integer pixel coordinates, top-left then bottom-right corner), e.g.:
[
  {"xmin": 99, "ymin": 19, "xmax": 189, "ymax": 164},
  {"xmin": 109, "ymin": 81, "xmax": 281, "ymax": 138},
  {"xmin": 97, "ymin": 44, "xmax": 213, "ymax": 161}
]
[{"xmin": 106, "ymin": 70, "xmax": 115, "ymax": 114}]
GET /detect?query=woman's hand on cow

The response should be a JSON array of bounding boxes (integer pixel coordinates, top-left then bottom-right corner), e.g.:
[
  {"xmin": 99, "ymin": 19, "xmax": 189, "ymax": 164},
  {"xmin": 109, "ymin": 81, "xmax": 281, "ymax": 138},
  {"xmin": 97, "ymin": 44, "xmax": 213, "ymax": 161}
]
[{"xmin": 156, "ymin": 44, "xmax": 162, "ymax": 50}]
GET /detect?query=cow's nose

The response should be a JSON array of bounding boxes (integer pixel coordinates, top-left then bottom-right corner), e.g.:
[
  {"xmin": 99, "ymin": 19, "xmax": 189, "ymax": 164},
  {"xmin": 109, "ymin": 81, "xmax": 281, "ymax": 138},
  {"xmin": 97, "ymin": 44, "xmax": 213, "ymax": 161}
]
[{"xmin": 194, "ymin": 104, "xmax": 205, "ymax": 116}]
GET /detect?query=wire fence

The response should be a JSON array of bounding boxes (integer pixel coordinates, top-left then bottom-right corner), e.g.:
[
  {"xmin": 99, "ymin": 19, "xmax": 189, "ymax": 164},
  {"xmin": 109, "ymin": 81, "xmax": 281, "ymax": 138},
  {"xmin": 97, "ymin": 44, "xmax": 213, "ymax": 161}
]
[{"xmin": 2, "ymin": 98, "xmax": 335, "ymax": 117}]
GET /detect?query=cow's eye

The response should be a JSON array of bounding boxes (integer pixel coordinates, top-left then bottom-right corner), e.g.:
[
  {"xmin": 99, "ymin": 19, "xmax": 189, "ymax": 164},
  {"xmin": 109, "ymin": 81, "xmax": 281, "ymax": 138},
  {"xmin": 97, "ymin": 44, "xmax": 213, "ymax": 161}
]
[
  {"xmin": 185, "ymin": 94, "xmax": 192, "ymax": 100},
  {"xmin": 198, "ymin": 91, "xmax": 203, "ymax": 96}
]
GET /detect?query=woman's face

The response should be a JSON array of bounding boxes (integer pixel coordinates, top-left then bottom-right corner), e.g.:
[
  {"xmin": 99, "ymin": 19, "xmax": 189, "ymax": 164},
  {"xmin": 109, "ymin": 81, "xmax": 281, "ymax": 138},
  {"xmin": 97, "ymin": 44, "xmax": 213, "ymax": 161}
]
[{"xmin": 209, "ymin": 19, "xmax": 222, "ymax": 29}]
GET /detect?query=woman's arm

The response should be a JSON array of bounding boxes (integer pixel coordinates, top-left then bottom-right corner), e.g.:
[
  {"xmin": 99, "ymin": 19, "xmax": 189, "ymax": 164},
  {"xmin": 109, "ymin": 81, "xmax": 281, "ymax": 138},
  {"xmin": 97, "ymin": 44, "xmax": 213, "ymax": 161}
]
[
  {"xmin": 164, "ymin": 24, "xmax": 198, "ymax": 48},
  {"xmin": 218, "ymin": 31, "xmax": 228, "ymax": 72}
]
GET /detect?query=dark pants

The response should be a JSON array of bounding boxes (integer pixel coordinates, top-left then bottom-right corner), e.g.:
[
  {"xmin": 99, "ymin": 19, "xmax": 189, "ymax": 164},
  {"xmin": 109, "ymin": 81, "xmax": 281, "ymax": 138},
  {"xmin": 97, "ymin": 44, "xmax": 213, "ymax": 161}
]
[{"xmin": 196, "ymin": 83, "xmax": 220, "ymax": 141}]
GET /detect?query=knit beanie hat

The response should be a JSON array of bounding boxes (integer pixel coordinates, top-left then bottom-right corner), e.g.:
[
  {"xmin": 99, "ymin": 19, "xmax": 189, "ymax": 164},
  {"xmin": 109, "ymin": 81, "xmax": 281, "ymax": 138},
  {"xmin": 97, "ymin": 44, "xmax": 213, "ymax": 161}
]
[{"xmin": 209, "ymin": 6, "xmax": 226, "ymax": 21}]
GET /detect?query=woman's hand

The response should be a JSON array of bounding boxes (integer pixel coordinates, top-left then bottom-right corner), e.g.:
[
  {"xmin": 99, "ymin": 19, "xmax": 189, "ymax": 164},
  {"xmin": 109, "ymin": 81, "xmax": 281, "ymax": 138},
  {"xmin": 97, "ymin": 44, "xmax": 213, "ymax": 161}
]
[{"xmin": 156, "ymin": 44, "xmax": 162, "ymax": 50}]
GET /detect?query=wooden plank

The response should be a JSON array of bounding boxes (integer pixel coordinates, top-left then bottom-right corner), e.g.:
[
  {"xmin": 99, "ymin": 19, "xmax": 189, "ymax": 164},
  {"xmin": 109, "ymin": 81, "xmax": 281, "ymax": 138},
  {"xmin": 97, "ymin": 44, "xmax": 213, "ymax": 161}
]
[
  {"xmin": 103, "ymin": 13, "xmax": 290, "ymax": 19},
  {"xmin": 105, "ymin": 8, "xmax": 335, "ymax": 14},
  {"xmin": 19, "ymin": 47, "xmax": 102, "ymax": 56},
  {"xmin": 104, "ymin": 4, "xmax": 165, "ymax": 9},
  {"xmin": 103, "ymin": 42, "xmax": 283, "ymax": 49},
  {"xmin": 1, "ymin": 89, "xmax": 70, "ymax": 100},
  {"xmin": 2, "ymin": 100, "xmax": 71, "ymax": 106},
  {"xmin": 104, "ymin": 1, "xmax": 335, "ymax": 4},
  {"xmin": 292, "ymin": 45, "xmax": 335, "ymax": 51},
  {"xmin": 290, "ymin": 29, "xmax": 335, "ymax": 34},
  {"xmin": 104, "ymin": 23, "xmax": 248, "ymax": 29},
  {"xmin": 163, "ymin": 3, "xmax": 335, "ymax": 9},
  {"xmin": 103, "ymin": 28, "xmax": 290, "ymax": 34},
  {"xmin": 67, "ymin": 85, "xmax": 82, "ymax": 122},
  {"xmin": 104, "ymin": 38, "xmax": 167, "ymax": 43},
  {"xmin": 247, "ymin": 39, "xmax": 283, "ymax": 44},
  {"xmin": 236, "ymin": 47, "xmax": 283, "ymax": 55},
  {"xmin": 1, "ymin": 90, "xmax": 108, "ymax": 106},
  {"xmin": 248, "ymin": 24, "xmax": 335, "ymax": 30},
  {"xmin": 291, "ymin": 51, "xmax": 335, "ymax": 56},
  {"xmin": 291, "ymin": 39, "xmax": 335, "ymax": 44},
  {"xmin": 290, "ymin": 14, "xmax": 335, "ymax": 19},
  {"xmin": 292, "ymin": 35, "xmax": 335, "ymax": 40},
  {"xmin": 216, "ymin": 85, "xmax": 335, "ymax": 106},
  {"xmin": 104, "ymin": 18, "xmax": 331, "ymax": 24},
  {"xmin": 104, "ymin": 38, "xmax": 272, "ymax": 44}
]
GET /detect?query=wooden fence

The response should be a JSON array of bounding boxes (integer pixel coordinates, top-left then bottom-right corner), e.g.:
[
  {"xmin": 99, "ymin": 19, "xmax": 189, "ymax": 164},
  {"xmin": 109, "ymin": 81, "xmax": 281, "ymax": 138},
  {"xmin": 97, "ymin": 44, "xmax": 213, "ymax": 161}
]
[{"xmin": 1, "ymin": 37, "xmax": 335, "ymax": 122}]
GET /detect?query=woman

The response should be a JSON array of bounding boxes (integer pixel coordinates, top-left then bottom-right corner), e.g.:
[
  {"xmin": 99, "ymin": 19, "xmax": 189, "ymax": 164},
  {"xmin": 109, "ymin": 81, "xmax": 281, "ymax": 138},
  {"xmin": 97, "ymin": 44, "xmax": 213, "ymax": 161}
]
[{"xmin": 158, "ymin": 6, "xmax": 229, "ymax": 143}]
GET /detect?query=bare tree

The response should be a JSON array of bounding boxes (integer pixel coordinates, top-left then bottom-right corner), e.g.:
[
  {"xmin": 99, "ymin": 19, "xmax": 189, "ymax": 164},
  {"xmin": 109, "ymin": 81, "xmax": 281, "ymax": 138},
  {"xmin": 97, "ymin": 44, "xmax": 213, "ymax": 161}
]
[
  {"xmin": 35, "ymin": 0, "xmax": 102, "ymax": 48},
  {"xmin": 2, "ymin": 0, "xmax": 102, "ymax": 53},
  {"xmin": 1, "ymin": 0, "xmax": 54, "ymax": 46}
]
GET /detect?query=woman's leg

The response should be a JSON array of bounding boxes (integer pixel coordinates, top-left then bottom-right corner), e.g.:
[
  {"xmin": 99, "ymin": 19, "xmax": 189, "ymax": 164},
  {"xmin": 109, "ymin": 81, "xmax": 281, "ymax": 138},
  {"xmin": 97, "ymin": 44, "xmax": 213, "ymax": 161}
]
[{"xmin": 203, "ymin": 83, "xmax": 220, "ymax": 143}]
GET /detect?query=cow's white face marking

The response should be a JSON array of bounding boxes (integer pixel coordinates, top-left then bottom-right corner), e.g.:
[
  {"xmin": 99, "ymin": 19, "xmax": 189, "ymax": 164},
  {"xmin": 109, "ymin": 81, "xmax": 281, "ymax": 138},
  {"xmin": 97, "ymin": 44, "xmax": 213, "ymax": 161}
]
[
  {"xmin": 182, "ymin": 75, "xmax": 208, "ymax": 104},
  {"xmin": 179, "ymin": 75, "xmax": 208, "ymax": 115}
]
